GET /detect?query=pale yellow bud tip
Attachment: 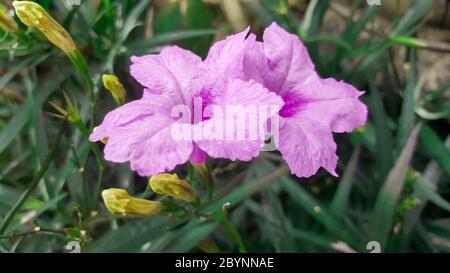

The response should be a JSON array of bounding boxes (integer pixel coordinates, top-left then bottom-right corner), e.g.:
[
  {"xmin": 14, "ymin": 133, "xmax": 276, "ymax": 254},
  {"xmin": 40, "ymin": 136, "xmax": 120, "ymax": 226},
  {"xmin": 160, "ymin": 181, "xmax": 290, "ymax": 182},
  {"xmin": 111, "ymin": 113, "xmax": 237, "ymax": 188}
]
[
  {"xmin": 101, "ymin": 188, "xmax": 162, "ymax": 216},
  {"xmin": 150, "ymin": 173, "xmax": 197, "ymax": 202},
  {"xmin": 102, "ymin": 74, "xmax": 126, "ymax": 105},
  {"xmin": 12, "ymin": 1, "xmax": 76, "ymax": 54}
]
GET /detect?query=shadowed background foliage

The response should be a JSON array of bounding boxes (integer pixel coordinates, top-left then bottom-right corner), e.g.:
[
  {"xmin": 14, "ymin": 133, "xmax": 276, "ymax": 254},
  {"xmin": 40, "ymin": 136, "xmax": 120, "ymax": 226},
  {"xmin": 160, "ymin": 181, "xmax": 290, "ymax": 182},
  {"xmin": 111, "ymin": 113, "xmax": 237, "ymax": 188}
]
[{"xmin": 0, "ymin": 0, "xmax": 449, "ymax": 253}]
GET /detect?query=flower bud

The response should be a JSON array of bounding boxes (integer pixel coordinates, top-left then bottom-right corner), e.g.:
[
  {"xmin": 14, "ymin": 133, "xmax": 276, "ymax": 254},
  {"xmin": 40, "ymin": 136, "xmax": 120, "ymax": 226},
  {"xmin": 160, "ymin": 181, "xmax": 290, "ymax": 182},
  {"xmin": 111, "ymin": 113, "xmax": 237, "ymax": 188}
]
[
  {"xmin": 102, "ymin": 74, "xmax": 126, "ymax": 105},
  {"xmin": 13, "ymin": 1, "xmax": 76, "ymax": 54},
  {"xmin": 149, "ymin": 173, "xmax": 197, "ymax": 202},
  {"xmin": 102, "ymin": 188, "xmax": 162, "ymax": 216}
]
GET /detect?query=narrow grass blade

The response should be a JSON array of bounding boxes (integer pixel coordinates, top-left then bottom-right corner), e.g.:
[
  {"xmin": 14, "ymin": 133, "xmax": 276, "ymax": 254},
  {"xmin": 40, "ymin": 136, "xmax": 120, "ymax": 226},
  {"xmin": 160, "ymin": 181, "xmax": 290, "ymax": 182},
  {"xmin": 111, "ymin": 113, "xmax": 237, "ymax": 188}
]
[
  {"xmin": 331, "ymin": 146, "xmax": 361, "ymax": 216},
  {"xmin": 371, "ymin": 124, "xmax": 421, "ymax": 249}
]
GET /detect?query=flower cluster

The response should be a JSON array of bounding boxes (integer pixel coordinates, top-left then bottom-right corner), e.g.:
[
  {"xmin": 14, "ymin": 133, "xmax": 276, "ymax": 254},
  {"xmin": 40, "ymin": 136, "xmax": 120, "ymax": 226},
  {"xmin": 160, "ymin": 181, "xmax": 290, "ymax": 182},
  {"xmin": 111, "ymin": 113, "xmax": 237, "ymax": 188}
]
[{"xmin": 90, "ymin": 23, "xmax": 367, "ymax": 178}]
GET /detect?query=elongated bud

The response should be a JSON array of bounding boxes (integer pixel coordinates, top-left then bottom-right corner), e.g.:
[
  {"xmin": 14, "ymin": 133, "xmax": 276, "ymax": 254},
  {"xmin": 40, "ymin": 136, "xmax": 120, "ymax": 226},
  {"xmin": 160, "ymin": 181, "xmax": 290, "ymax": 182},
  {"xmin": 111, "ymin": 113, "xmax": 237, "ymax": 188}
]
[
  {"xmin": 102, "ymin": 188, "xmax": 162, "ymax": 216},
  {"xmin": 102, "ymin": 74, "xmax": 126, "ymax": 105},
  {"xmin": 149, "ymin": 173, "xmax": 197, "ymax": 202},
  {"xmin": 12, "ymin": 1, "xmax": 76, "ymax": 54},
  {"xmin": 0, "ymin": 4, "xmax": 18, "ymax": 32}
]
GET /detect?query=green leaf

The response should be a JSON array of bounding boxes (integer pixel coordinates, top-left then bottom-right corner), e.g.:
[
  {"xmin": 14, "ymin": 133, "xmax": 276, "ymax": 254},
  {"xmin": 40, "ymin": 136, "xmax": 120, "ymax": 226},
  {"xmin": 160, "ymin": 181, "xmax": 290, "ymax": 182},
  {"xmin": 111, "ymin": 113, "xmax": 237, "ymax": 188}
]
[
  {"xmin": 388, "ymin": 36, "xmax": 427, "ymax": 48},
  {"xmin": 163, "ymin": 221, "xmax": 217, "ymax": 252},
  {"xmin": 414, "ymin": 179, "xmax": 450, "ymax": 213},
  {"xmin": 85, "ymin": 216, "xmax": 183, "ymax": 252},
  {"xmin": 0, "ymin": 185, "xmax": 21, "ymax": 216},
  {"xmin": 119, "ymin": 0, "xmax": 151, "ymax": 42},
  {"xmin": 331, "ymin": 146, "xmax": 361, "ymax": 216},
  {"xmin": 371, "ymin": 124, "xmax": 421, "ymax": 249},
  {"xmin": 391, "ymin": 0, "xmax": 432, "ymax": 35},
  {"xmin": 127, "ymin": 29, "xmax": 217, "ymax": 54},
  {"xmin": 396, "ymin": 50, "xmax": 418, "ymax": 152},
  {"xmin": 343, "ymin": 3, "xmax": 378, "ymax": 44},
  {"xmin": 298, "ymin": 0, "xmax": 319, "ymax": 37},
  {"xmin": 183, "ymin": 0, "xmax": 213, "ymax": 56},
  {"xmin": 0, "ymin": 55, "xmax": 48, "ymax": 90},
  {"xmin": 281, "ymin": 176, "xmax": 362, "ymax": 249},
  {"xmin": 0, "ymin": 75, "xmax": 64, "ymax": 155},
  {"xmin": 418, "ymin": 126, "xmax": 450, "ymax": 177},
  {"xmin": 368, "ymin": 79, "xmax": 394, "ymax": 180}
]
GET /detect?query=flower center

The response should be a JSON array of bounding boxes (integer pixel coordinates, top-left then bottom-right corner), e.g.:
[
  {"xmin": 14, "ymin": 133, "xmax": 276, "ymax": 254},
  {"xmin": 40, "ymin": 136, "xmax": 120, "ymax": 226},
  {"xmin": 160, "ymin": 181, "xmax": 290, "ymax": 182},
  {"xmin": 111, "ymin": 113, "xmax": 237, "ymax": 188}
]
[
  {"xmin": 279, "ymin": 92, "xmax": 304, "ymax": 118},
  {"xmin": 190, "ymin": 91, "xmax": 214, "ymax": 124}
]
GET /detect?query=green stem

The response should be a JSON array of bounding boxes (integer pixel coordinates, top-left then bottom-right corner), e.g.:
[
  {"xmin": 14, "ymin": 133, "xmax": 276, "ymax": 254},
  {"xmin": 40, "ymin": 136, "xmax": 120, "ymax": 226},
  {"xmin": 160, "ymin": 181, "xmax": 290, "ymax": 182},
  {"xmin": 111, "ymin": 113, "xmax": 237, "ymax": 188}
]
[
  {"xmin": 0, "ymin": 228, "xmax": 65, "ymax": 240},
  {"xmin": 68, "ymin": 49, "xmax": 97, "ymax": 130},
  {"xmin": 74, "ymin": 120, "xmax": 105, "ymax": 212},
  {"xmin": 91, "ymin": 168, "xmax": 104, "ymax": 210},
  {"xmin": 0, "ymin": 120, "xmax": 67, "ymax": 236},
  {"xmin": 192, "ymin": 163, "xmax": 214, "ymax": 200}
]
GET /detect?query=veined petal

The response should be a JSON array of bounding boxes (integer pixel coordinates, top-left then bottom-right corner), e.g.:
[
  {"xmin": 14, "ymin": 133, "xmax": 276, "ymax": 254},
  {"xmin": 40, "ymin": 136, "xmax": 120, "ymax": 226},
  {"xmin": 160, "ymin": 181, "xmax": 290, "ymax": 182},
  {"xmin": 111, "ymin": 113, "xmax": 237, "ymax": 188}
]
[
  {"xmin": 101, "ymin": 112, "xmax": 193, "ymax": 176},
  {"xmin": 129, "ymin": 122, "xmax": 194, "ymax": 176},
  {"xmin": 89, "ymin": 100, "xmax": 160, "ymax": 142},
  {"xmin": 278, "ymin": 116, "xmax": 338, "ymax": 178},
  {"xmin": 195, "ymin": 79, "xmax": 283, "ymax": 161},
  {"xmin": 204, "ymin": 27, "xmax": 256, "ymax": 79},
  {"xmin": 130, "ymin": 46, "xmax": 201, "ymax": 104},
  {"xmin": 102, "ymin": 113, "xmax": 175, "ymax": 163},
  {"xmin": 243, "ymin": 22, "xmax": 315, "ymax": 96},
  {"xmin": 288, "ymin": 74, "xmax": 368, "ymax": 133},
  {"xmin": 90, "ymin": 98, "xmax": 193, "ymax": 176}
]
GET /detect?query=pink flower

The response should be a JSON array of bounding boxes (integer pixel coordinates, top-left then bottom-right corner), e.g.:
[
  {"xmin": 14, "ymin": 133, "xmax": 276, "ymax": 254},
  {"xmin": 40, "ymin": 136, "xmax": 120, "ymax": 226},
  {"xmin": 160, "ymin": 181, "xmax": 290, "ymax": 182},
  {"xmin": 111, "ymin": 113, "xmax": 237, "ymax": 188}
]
[
  {"xmin": 90, "ymin": 28, "xmax": 283, "ymax": 176},
  {"xmin": 243, "ymin": 23, "xmax": 368, "ymax": 177}
]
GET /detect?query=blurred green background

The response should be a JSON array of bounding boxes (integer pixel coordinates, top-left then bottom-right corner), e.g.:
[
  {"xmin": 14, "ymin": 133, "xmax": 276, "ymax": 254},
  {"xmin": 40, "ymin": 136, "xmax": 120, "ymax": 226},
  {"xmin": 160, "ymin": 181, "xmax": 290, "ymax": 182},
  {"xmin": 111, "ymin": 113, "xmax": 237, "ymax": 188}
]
[{"xmin": 0, "ymin": 0, "xmax": 449, "ymax": 253}]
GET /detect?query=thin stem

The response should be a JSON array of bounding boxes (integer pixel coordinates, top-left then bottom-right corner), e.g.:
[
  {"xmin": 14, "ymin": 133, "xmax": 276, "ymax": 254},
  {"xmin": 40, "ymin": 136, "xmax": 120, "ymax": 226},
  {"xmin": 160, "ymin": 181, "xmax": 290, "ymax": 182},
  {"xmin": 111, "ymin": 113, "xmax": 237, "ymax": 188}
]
[
  {"xmin": 192, "ymin": 163, "xmax": 214, "ymax": 200},
  {"xmin": 0, "ymin": 228, "xmax": 66, "ymax": 240},
  {"xmin": 91, "ymin": 168, "xmax": 104, "ymax": 210},
  {"xmin": 68, "ymin": 50, "xmax": 97, "ymax": 129},
  {"xmin": 0, "ymin": 120, "xmax": 67, "ymax": 236}
]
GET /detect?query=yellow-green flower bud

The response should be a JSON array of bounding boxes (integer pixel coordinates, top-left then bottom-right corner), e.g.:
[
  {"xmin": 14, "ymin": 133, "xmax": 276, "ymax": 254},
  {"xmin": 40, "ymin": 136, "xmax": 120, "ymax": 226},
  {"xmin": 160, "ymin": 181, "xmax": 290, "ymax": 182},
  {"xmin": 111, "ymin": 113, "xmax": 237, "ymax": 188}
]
[
  {"xmin": 102, "ymin": 188, "xmax": 162, "ymax": 216},
  {"xmin": 12, "ymin": 1, "xmax": 76, "ymax": 54},
  {"xmin": 150, "ymin": 173, "xmax": 197, "ymax": 202},
  {"xmin": 102, "ymin": 74, "xmax": 126, "ymax": 105},
  {"xmin": 0, "ymin": 4, "xmax": 18, "ymax": 32}
]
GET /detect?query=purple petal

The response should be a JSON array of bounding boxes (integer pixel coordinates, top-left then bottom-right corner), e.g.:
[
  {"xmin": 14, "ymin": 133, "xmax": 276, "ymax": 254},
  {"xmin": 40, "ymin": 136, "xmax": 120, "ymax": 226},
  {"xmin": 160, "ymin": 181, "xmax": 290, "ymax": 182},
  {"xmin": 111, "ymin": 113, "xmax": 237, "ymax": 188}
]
[
  {"xmin": 278, "ymin": 116, "xmax": 338, "ymax": 178},
  {"xmin": 130, "ymin": 46, "xmax": 202, "ymax": 104},
  {"xmin": 103, "ymin": 113, "xmax": 174, "ymax": 164},
  {"xmin": 243, "ymin": 22, "xmax": 315, "ymax": 96},
  {"xmin": 197, "ymin": 27, "xmax": 258, "ymax": 101},
  {"xmin": 104, "ymin": 114, "xmax": 193, "ymax": 176},
  {"xmin": 90, "ymin": 98, "xmax": 194, "ymax": 176},
  {"xmin": 129, "ymin": 122, "xmax": 194, "ymax": 176},
  {"xmin": 89, "ymin": 99, "xmax": 167, "ymax": 142},
  {"xmin": 195, "ymin": 79, "xmax": 283, "ymax": 161},
  {"xmin": 284, "ymin": 74, "xmax": 368, "ymax": 133}
]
